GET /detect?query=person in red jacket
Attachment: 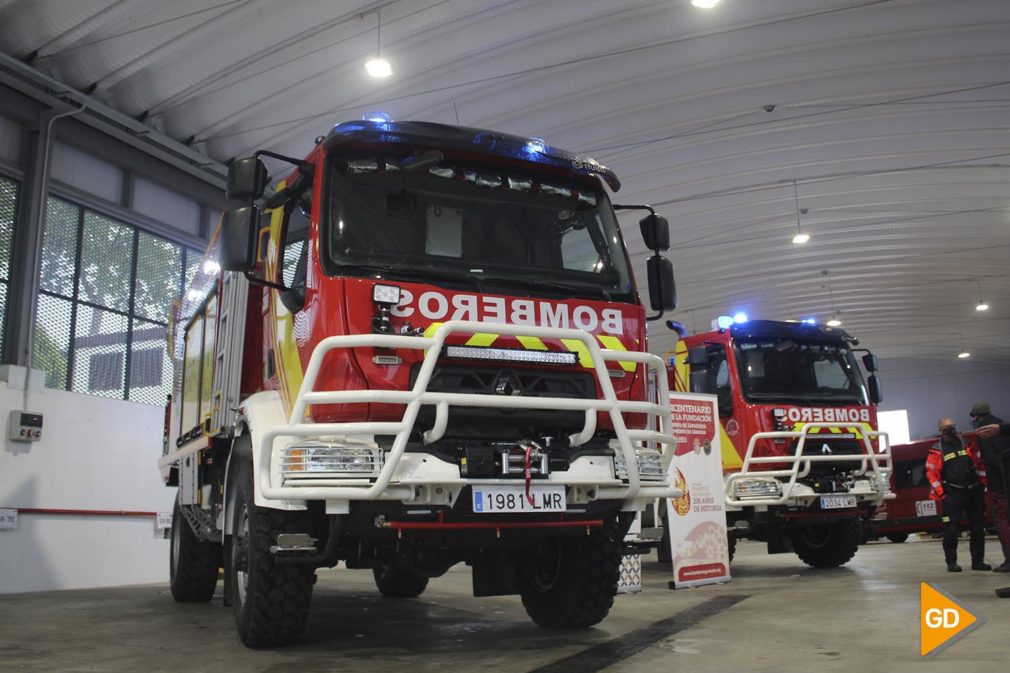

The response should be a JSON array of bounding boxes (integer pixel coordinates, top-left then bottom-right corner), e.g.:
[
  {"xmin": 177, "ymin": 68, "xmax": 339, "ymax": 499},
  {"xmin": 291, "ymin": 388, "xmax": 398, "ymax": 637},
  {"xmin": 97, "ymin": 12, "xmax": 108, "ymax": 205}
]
[{"xmin": 926, "ymin": 418, "xmax": 990, "ymax": 572}]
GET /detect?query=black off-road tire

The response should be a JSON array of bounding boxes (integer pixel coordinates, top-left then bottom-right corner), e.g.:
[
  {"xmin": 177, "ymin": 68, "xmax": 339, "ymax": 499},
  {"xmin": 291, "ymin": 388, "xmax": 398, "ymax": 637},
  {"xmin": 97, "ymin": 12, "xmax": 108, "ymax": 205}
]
[
  {"xmin": 230, "ymin": 465, "xmax": 315, "ymax": 647},
  {"xmin": 516, "ymin": 523, "xmax": 621, "ymax": 629},
  {"xmin": 887, "ymin": 533, "xmax": 909, "ymax": 544},
  {"xmin": 170, "ymin": 498, "xmax": 221, "ymax": 602},
  {"xmin": 373, "ymin": 562, "xmax": 429, "ymax": 598},
  {"xmin": 790, "ymin": 518, "xmax": 862, "ymax": 568}
]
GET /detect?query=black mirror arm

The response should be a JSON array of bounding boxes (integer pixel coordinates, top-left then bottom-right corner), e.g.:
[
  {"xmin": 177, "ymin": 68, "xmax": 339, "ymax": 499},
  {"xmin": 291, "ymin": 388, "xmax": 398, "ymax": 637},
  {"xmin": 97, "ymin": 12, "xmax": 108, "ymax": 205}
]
[
  {"xmin": 613, "ymin": 203, "xmax": 656, "ymax": 216},
  {"xmin": 243, "ymin": 270, "xmax": 288, "ymax": 292}
]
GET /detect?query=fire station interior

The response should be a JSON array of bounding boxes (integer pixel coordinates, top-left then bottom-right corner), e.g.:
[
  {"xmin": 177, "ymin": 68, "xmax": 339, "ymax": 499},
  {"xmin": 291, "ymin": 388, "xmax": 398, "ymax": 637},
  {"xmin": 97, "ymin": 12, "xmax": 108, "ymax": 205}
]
[{"xmin": 0, "ymin": 1, "xmax": 1008, "ymax": 670}]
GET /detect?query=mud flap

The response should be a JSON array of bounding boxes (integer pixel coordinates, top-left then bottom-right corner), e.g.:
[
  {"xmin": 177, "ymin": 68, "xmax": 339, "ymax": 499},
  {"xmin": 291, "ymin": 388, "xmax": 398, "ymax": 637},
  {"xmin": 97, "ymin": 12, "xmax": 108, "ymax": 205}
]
[{"xmin": 767, "ymin": 530, "xmax": 793, "ymax": 554}]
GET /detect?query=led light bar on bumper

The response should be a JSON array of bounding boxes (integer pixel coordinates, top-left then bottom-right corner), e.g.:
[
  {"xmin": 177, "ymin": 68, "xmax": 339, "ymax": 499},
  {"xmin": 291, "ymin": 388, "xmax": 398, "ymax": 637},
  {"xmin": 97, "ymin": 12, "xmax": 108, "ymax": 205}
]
[
  {"xmin": 732, "ymin": 478, "xmax": 783, "ymax": 500},
  {"xmin": 281, "ymin": 440, "xmax": 384, "ymax": 477},
  {"xmin": 610, "ymin": 441, "xmax": 666, "ymax": 481},
  {"xmin": 446, "ymin": 345, "xmax": 578, "ymax": 366}
]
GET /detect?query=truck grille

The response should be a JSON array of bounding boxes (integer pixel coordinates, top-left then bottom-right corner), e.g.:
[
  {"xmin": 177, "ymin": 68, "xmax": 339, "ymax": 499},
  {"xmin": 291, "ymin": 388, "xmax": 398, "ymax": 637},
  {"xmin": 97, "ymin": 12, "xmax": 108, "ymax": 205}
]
[{"xmin": 799, "ymin": 439, "xmax": 865, "ymax": 476}]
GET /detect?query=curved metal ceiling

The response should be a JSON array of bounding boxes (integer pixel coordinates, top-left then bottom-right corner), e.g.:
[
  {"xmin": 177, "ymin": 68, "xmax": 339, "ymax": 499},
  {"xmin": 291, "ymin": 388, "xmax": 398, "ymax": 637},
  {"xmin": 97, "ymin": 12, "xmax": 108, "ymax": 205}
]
[{"xmin": 0, "ymin": 0, "xmax": 1007, "ymax": 368}]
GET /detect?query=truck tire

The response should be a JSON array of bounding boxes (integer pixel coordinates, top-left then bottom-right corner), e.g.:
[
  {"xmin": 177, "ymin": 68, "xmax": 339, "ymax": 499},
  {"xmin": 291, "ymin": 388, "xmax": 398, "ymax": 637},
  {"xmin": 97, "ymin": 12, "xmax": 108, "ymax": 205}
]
[
  {"xmin": 886, "ymin": 533, "xmax": 909, "ymax": 544},
  {"xmin": 516, "ymin": 523, "xmax": 621, "ymax": 629},
  {"xmin": 229, "ymin": 465, "xmax": 315, "ymax": 647},
  {"xmin": 373, "ymin": 562, "xmax": 429, "ymax": 598},
  {"xmin": 170, "ymin": 498, "xmax": 221, "ymax": 602},
  {"xmin": 790, "ymin": 518, "xmax": 862, "ymax": 568}
]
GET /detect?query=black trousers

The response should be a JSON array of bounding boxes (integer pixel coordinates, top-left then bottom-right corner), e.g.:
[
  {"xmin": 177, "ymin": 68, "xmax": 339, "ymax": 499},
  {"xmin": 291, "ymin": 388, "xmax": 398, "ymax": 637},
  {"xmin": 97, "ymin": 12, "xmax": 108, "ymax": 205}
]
[{"xmin": 941, "ymin": 485, "xmax": 986, "ymax": 563}]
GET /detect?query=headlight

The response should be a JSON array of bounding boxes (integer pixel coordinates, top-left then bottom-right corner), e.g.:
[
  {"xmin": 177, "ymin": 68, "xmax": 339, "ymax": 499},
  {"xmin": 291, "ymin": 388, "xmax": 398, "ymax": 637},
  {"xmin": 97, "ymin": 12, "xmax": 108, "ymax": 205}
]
[
  {"xmin": 281, "ymin": 440, "xmax": 384, "ymax": 477},
  {"xmin": 732, "ymin": 478, "xmax": 782, "ymax": 500},
  {"xmin": 610, "ymin": 441, "xmax": 666, "ymax": 481}
]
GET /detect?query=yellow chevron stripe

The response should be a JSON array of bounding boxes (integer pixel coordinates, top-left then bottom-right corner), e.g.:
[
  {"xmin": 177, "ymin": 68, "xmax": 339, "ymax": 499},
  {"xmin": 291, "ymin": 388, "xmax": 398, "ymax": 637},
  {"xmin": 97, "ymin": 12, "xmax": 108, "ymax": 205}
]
[
  {"xmin": 466, "ymin": 333, "xmax": 499, "ymax": 347},
  {"xmin": 517, "ymin": 335, "xmax": 548, "ymax": 351},
  {"xmin": 596, "ymin": 335, "xmax": 636, "ymax": 372},
  {"xmin": 423, "ymin": 322, "xmax": 444, "ymax": 338},
  {"xmin": 560, "ymin": 338, "xmax": 593, "ymax": 368}
]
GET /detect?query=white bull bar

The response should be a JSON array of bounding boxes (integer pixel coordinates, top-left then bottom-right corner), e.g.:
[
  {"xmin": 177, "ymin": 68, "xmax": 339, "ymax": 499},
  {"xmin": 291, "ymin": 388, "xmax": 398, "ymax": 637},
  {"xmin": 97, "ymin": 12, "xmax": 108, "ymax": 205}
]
[
  {"xmin": 256, "ymin": 320, "xmax": 677, "ymax": 506},
  {"xmin": 724, "ymin": 422, "xmax": 893, "ymax": 507}
]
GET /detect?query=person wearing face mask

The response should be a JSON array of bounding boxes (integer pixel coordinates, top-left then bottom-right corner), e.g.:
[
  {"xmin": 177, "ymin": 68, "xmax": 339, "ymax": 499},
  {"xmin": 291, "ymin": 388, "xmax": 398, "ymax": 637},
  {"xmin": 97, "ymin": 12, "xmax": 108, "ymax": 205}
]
[
  {"xmin": 970, "ymin": 401, "xmax": 1010, "ymax": 572},
  {"xmin": 925, "ymin": 417, "xmax": 990, "ymax": 572}
]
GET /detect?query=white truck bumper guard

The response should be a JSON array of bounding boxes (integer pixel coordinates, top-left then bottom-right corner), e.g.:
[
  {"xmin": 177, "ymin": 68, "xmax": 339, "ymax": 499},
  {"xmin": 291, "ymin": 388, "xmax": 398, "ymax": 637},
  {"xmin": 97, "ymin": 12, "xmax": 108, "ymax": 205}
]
[
  {"xmin": 724, "ymin": 423, "xmax": 894, "ymax": 508},
  {"xmin": 255, "ymin": 320, "xmax": 678, "ymax": 508}
]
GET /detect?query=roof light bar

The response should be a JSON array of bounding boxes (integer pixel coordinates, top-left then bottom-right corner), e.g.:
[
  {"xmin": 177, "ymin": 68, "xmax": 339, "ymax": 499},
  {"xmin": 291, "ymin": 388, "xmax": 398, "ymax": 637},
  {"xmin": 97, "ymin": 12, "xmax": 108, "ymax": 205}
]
[{"xmin": 446, "ymin": 345, "xmax": 577, "ymax": 366}]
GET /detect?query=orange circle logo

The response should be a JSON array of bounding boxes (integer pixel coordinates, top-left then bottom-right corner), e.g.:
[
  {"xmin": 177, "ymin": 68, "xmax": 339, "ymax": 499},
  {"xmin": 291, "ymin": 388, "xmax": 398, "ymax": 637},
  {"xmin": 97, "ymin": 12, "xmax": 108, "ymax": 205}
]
[{"xmin": 671, "ymin": 468, "xmax": 691, "ymax": 516}]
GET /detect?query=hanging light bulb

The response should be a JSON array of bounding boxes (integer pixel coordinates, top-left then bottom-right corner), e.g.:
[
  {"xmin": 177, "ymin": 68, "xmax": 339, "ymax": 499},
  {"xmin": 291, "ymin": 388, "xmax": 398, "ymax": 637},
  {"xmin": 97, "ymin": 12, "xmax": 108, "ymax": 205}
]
[
  {"xmin": 691, "ymin": 0, "xmax": 722, "ymax": 7},
  {"xmin": 791, "ymin": 180, "xmax": 809, "ymax": 244},
  {"xmin": 365, "ymin": 11, "xmax": 392, "ymax": 78},
  {"xmin": 826, "ymin": 314, "xmax": 841, "ymax": 327},
  {"xmin": 957, "ymin": 334, "xmax": 970, "ymax": 359},
  {"xmin": 975, "ymin": 280, "xmax": 989, "ymax": 311}
]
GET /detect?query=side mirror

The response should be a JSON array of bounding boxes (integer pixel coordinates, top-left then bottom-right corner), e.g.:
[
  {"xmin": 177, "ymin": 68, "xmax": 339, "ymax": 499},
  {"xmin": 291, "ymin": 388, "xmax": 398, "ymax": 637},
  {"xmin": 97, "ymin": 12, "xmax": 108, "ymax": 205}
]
[
  {"xmin": 687, "ymin": 347, "xmax": 710, "ymax": 368},
  {"xmin": 227, "ymin": 157, "xmax": 268, "ymax": 202},
  {"xmin": 867, "ymin": 374, "xmax": 883, "ymax": 405},
  {"xmin": 646, "ymin": 256, "xmax": 676, "ymax": 311},
  {"xmin": 862, "ymin": 352, "xmax": 878, "ymax": 372},
  {"xmin": 689, "ymin": 370, "xmax": 712, "ymax": 395},
  {"xmin": 639, "ymin": 214, "xmax": 670, "ymax": 251},
  {"xmin": 220, "ymin": 206, "xmax": 259, "ymax": 272}
]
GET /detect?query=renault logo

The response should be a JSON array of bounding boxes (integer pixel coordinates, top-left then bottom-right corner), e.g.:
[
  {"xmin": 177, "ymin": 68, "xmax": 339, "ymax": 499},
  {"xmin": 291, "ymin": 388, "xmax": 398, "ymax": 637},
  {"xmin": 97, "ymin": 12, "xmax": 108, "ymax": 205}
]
[
  {"xmin": 821, "ymin": 444, "xmax": 833, "ymax": 455},
  {"xmin": 494, "ymin": 371, "xmax": 523, "ymax": 396}
]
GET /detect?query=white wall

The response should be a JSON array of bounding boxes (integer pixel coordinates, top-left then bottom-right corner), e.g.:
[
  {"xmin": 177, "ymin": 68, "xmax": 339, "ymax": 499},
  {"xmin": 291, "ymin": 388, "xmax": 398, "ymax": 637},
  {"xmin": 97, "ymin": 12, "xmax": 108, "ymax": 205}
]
[
  {"xmin": 0, "ymin": 374, "xmax": 175, "ymax": 594},
  {"xmin": 877, "ymin": 357, "xmax": 1010, "ymax": 441}
]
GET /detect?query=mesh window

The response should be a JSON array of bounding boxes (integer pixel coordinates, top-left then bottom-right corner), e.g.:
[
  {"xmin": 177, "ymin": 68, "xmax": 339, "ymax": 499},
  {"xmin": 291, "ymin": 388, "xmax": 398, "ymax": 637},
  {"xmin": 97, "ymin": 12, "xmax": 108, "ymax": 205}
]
[
  {"xmin": 40, "ymin": 197, "xmax": 80, "ymax": 297},
  {"xmin": 0, "ymin": 280, "xmax": 7, "ymax": 358},
  {"xmin": 135, "ymin": 232, "xmax": 182, "ymax": 322},
  {"xmin": 71, "ymin": 304, "xmax": 129, "ymax": 399},
  {"xmin": 34, "ymin": 294, "xmax": 73, "ymax": 389},
  {"xmin": 78, "ymin": 211, "xmax": 134, "ymax": 312},
  {"xmin": 184, "ymin": 249, "xmax": 202, "ymax": 290},
  {"xmin": 129, "ymin": 319, "xmax": 171, "ymax": 405},
  {"xmin": 0, "ymin": 177, "xmax": 16, "ymax": 281}
]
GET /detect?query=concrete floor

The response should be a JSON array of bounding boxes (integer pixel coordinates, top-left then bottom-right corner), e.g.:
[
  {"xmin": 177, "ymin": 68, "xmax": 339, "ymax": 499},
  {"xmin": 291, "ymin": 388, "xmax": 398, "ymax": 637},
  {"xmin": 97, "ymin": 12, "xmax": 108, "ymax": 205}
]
[{"xmin": 2, "ymin": 536, "xmax": 1009, "ymax": 673}]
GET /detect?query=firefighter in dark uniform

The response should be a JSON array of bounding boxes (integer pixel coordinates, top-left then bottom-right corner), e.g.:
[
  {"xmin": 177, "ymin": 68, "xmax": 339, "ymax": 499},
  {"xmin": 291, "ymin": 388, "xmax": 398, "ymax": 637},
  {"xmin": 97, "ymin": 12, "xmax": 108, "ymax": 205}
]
[
  {"xmin": 970, "ymin": 401, "xmax": 1010, "ymax": 572},
  {"xmin": 925, "ymin": 417, "xmax": 990, "ymax": 572}
]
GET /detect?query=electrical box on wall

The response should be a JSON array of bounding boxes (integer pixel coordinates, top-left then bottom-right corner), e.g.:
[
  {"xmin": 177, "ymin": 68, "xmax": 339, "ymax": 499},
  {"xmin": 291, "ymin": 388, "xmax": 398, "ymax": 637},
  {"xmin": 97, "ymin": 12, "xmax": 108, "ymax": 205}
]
[{"xmin": 9, "ymin": 410, "xmax": 43, "ymax": 442}]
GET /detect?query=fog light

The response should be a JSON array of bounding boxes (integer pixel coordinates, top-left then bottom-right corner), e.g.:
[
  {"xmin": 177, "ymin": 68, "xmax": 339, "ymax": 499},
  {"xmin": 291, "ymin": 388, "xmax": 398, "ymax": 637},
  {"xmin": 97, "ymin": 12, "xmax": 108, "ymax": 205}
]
[
  {"xmin": 282, "ymin": 440, "xmax": 384, "ymax": 477},
  {"xmin": 733, "ymin": 478, "xmax": 782, "ymax": 500},
  {"xmin": 610, "ymin": 441, "xmax": 666, "ymax": 481}
]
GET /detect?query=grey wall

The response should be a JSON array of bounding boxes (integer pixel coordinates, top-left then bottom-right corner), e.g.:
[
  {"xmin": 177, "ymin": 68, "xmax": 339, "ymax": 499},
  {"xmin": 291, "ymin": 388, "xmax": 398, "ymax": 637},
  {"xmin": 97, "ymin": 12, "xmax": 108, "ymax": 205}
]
[{"xmin": 877, "ymin": 357, "xmax": 1009, "ymax": 440}]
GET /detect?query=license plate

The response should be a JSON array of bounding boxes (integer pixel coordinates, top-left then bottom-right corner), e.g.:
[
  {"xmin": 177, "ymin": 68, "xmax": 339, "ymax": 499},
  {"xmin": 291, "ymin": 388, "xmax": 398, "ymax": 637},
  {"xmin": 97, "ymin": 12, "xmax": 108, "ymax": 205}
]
[
  {"xmin": 820, "ymin": 495, "xmax": 857, "ymax": 510},
  {"xmin": 472, "ymin": 485, "xmax": 566, "ymax": 513},
  {"xmin": 916, "ymin": 500, "xmax": 937, "ymax": 517}
]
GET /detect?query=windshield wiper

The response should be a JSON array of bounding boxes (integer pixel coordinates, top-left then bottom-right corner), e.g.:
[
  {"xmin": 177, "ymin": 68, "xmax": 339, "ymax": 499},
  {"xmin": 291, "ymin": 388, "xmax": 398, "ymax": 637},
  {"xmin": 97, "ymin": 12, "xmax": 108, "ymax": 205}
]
[
  {"xmin": 334, "ymin": 263, "xmax": 486, "ymax": 291},
  {"xmin": 476, "ymin": 275, "xmax": 613, "ymax": 300}
]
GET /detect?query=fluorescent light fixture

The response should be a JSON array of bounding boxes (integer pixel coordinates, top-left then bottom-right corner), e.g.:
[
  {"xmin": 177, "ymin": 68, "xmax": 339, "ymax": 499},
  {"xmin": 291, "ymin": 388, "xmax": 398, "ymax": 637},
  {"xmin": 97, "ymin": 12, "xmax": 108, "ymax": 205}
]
[
  {"xmin": 446, "ymin": 345, "xmax": 577, "ymax": 366},
  {"xmin": 733, "ymin": 312, "xmax": 748, "ymax": 324},
  {"xmin": 958, "ymin": 351, "xmax": 971, "ymax": 359},
  {"xmin": 792, "ymin": 232, "xmax": 810, "ymax": 245},
  {"xmin": 691, "ymin": 0, "xmax": 722, "ymax": 7},
  {"xmin": 976, "ymin": 302, "xmax": 989, "ymax": 311},
  {"xmin": 826, "ymin": 318, "xmax": 842, "ymax": 327},
  {"xmin": 365, "ymin": 57, "xmax": 392, "ymax": 78}
]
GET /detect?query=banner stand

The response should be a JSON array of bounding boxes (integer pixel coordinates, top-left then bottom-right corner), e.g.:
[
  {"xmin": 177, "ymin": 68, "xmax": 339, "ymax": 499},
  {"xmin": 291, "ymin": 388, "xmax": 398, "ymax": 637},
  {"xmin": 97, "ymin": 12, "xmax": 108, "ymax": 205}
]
[{"xmin": 664, "ymin": 392, "xmax": 732, "ymax": 589}]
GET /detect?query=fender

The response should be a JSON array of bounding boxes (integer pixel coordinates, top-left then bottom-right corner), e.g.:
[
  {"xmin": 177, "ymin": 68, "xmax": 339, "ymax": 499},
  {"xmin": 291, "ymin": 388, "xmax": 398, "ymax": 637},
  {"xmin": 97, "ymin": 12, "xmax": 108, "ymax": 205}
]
[{"xmin": 222, "ymin": 390, "xmax": 307, "ymax": 529}]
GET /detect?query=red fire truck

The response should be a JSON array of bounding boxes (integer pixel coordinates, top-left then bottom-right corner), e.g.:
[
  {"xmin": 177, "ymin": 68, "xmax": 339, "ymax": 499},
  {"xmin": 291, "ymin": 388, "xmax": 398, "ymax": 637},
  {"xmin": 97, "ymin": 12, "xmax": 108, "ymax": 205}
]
[
  {"xmin": 159, "ymin": 120, "xmax": 679, "ymax": 646},
  {"xmin": 667, "ymin": 319, "xmax": 892, "ymax": 567}
]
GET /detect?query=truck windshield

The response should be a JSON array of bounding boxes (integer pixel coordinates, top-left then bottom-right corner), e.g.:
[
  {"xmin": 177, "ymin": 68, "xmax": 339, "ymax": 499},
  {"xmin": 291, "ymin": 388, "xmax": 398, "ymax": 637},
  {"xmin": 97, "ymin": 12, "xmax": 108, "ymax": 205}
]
[
  {"xmin": 734, "ymin": 338, "xmax": 868, "ymax": 405},
  {"xmin": 322, "ymin": 157, "xmax": 634, "ymax": 301}
]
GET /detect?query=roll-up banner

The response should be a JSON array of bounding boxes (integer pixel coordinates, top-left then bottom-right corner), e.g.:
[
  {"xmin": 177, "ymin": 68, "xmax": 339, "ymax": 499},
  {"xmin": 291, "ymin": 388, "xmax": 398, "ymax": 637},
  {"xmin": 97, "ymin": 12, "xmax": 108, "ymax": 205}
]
[{"xmin": 665, "ymin": 392, "xmax": 732, "ymax": 589}]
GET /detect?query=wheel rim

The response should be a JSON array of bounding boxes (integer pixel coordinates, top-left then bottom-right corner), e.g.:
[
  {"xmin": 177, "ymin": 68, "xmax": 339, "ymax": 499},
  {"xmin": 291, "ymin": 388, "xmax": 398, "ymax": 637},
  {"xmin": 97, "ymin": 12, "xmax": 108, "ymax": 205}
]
[
  {"xmin": 528, "ymin": 538, "xmax": 563, "ymax": 591},
  {"xmin": 800, "ymin": 523, "xmax": 833, "ymax": 549},
  {"xmin": 234, "ymin": 505, "xmax": 250, "ymax": 605}
]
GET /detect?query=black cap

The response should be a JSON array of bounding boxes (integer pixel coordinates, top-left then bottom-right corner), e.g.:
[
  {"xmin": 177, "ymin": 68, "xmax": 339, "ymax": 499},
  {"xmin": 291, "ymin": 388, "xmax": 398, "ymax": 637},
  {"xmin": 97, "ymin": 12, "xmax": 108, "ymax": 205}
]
[{"xmin": 970, "ymin": 401, "xmax": 991, "ymax": 417}]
